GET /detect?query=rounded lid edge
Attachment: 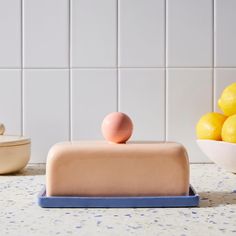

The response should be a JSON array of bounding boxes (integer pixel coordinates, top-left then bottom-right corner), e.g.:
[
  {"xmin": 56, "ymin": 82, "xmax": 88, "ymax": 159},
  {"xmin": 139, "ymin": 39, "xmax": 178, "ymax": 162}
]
[{"xmin": 0, "ymin": 135, "xmax": 31, "ymax": 147}]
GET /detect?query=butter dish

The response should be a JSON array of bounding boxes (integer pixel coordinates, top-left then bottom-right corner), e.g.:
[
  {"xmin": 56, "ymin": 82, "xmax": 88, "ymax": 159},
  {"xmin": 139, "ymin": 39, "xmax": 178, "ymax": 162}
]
[
  {"xmin": 39, "ymin": 113, "xmax": 199, "ymax": 208},
  {"xmin": 46, "ymin": 141, "xmax": 190, "ymax": 197},
  {"xmin": 38, "ymin": 140, "xmax": 200, "ymax": 208}
]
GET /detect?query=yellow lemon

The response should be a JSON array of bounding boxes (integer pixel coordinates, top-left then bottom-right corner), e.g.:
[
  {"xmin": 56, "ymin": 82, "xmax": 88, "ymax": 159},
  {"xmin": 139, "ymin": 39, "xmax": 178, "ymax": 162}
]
[
  {"xmin": 222, "ymin": 114, "xmax": 236, "ymax": 143},
  {"xmin": 196, "ymin": 112, "xmax": 227, "ymax": 140},
  {"xmin": 218, "ymin": 82, "xmax": 236, "ymax": 116}
]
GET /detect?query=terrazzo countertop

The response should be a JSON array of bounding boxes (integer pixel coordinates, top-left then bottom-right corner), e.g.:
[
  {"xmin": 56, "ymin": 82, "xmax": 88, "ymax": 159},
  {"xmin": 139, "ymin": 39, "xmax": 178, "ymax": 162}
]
[{"xmin": 0, "ymin": 164, "xmax": 236, "ymax": 236}]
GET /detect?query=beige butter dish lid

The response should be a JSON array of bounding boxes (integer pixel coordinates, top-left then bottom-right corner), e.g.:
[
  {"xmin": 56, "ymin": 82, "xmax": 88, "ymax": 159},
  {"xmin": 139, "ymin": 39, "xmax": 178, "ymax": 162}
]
[{"xmin": 0, "ymin": 135, "xmax": 30, "ymax": 147}]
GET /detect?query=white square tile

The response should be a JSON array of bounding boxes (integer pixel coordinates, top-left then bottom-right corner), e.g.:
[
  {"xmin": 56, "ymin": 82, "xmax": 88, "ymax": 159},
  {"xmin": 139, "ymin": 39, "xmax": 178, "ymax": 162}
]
[
  {"xmin": 215, "ymin": 69, "xmax": 236, "ymax": 112},
  {"xmin": 23, "ymin": 70, "xmax": 69, "ymax": 163},
  {"xmin": 167, "ymin": 69, "xmax": 212, "ymax": 162},
  {"xmin": 215, "ymin": 0, "xmax": 236, "ymax": 67},
  {"xmin": 23, "ymin": 0, "xmax": 69, "ymax": 68},
  {"xmin": 71, "ymin": 0, "xmax": 117, "ymax": 67},
  {"xmin": 119, "ymin": 69, "xmax": 165, "ymax": 141},
  {"xmin": 72, "ymin": 69, "xmax": 117, "ymax": 140},
  {"xmin": 167, "ymin": 0, "xmax": 213, "ymax": 67},
  {"xmin": 0, "ymin": 0, "xmax": 21, "ymax": 67},
  {"xmin": 0, "ymin": 70, "xmax": 21, "ymax": 134},
  {"xmin": 119, "ymin": 0, "xmax": 165, "ymax": 67}
]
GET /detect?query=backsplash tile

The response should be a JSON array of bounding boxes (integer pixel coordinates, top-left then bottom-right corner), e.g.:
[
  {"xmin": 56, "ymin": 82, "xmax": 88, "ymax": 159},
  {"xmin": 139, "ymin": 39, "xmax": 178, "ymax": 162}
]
[
  {"xmin": 119, "ymin": 69, "xmax": 165, "ymax": 141},
  {"xmin": 0, "ymin": 0, "xmax": 235, "ymax": 162},
  {"xmin": 167, "ymin": 69, "xmax": 213, "ymax": 162},
  {"xmin": 119, "ymin": 0, "xmax": 165, "ymax": 67},
  {"xmin": 71, "ymin": 0, "xmax": 117, "ymax": 67},
  {"xmin": 71, "ymin": 69, "xmax": 117, "ymax": 140},
  {"xmin": 23, "ymin": 0, "xmax": 69, "ymax": 68},
  {"xmin": 23, "ymin": 70, "xmax": 69, "ymax": 163},
  {"xmin": 167, "ymin": 0, "xmax": 213, "ymax": 67},
  {"xmin": 0, "ymin": 70, "xmax": 21, "ymax": 134},
  {"xmin": 215, "ymin": 0, "xmax": 236, "ymax": 67},
  {"xmin": 0, "ymin": 0, "xmax": 21, "ymax": 68}
]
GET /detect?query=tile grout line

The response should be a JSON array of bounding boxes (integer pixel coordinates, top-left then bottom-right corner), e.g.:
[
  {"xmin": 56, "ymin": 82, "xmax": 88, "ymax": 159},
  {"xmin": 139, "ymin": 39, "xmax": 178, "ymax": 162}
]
[
  {"xmin": 69, "ymin": 0, "xmax": 72, "ymax": 141},
  {"xmin": 213, "ymin": 0, "xmax": 215, "ymax": 112},
  {"xmin": 21, "ymin": 0, "xmax": 24, "ymax": 136},
  {"xmin": 164, "ymin": 0, "xmax": 167, "ymax": 142},
  {"xmin": 1, "ymin": 67, "xmax": 236, "ymax": 70},
  {"xmin": 117, "ymin": 0, "xmax": 119, "ymax": 112}
]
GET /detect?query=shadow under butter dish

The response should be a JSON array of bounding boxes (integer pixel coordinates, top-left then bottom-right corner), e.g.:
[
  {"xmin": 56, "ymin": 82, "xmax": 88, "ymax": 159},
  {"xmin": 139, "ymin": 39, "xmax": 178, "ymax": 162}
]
[
  {"xmin": 46, "ymin": 141, "xmax": 189, "ymax": 197},
  {"xmin": 0, "ymin": 135, "xmax": 30, "ymax": 174}
]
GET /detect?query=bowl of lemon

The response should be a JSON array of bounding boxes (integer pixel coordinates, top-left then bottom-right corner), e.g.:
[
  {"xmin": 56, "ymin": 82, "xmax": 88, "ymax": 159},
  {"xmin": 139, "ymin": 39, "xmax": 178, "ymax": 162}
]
[{"xmin": 196, "ymin": 82, "xmax": 236, "ymax": 173}]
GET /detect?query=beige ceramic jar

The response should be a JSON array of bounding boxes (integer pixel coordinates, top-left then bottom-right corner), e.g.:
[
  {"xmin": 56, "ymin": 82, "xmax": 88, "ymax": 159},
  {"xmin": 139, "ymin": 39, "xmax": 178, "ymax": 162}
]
[{"xmin": 0, "ymin": 123, "xmax": 30, "ymax": 174}]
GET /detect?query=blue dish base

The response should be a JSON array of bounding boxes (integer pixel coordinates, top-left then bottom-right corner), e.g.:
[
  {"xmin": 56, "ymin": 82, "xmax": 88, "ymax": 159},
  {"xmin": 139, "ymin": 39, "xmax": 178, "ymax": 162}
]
[{"xmin": 38, "ymin": 185, "xmax": 199, "ymax": 208}]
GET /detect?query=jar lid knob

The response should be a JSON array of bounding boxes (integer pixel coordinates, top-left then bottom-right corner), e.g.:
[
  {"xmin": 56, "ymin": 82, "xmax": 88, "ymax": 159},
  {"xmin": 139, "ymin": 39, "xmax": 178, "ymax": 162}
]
[{"xmin": 0, "ymin": 123, "xmax": 5, "ymax": 135}]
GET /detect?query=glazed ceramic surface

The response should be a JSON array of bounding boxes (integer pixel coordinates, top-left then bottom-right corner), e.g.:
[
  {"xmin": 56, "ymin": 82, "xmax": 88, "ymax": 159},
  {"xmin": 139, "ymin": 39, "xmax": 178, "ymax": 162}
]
[
  {"xmin": 101, "ymin": 112, "xmax": 133, "ymax": 143},
  {"xmin": 46, "ymin": 141, "xmax": 189, "ymax": 197},
  {"xmin": 197, "ymin": 139, "xmax": 236, "ymax": 173},
  {"xmin": 0, "ymin": 135, "xmax": 31, "ymax": 174}
]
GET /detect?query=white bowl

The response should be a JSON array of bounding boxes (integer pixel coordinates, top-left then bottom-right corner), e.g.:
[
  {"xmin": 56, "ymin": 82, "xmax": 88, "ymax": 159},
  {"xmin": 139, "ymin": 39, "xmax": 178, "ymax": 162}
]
[
  {"xmin": 197, "ymin": 139, "xmax": 236, "ymax": 173},
  {"xmin": 0, "ymin": 135, "xmax": 31, "ymax": 174}
]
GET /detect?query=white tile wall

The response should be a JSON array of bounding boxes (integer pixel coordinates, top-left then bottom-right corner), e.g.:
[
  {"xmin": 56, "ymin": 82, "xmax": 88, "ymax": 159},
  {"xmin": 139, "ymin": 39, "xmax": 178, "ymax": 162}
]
[
  {"xmin": 119, "ymin": 69, "xmax": 165, "ymax": 140},
  {"xmin": 167, "ymin": 69, "xmax": 212, "ymax": 162},
  {"xmin": 72, "ymin": 69, "xmax": 117, "ymax": 140},
  {"xmin": 119, "ymin": 0, "xmax": 165, "ymax": 67},
  {"xmin": 23, "ymin": 0, "xmax": 69, "ymax": 68},
  {"xmin": 215, "ymin": 0, "xmax": 236, "ymax": 67},
  {"xmin": 0, "ymin": 70, "xmax": 21, "ymax": 134},
  {"xmin": 0, "ymin": 0, "xmax": 236, "ymax": 163},
  {"xmin": 23, "ymin": 70, "xmax": 69, "ymax": 163},
  {"xmin": 71, "ymin": 0, "xmax": 117, "ymax": 67},
  {"xmin": 0, "ymin": 0, "xmax": 21, "ymax": 67},
  {"xmin": 167, "ymin": 0, "xmax": 213, "ymax": 67}
]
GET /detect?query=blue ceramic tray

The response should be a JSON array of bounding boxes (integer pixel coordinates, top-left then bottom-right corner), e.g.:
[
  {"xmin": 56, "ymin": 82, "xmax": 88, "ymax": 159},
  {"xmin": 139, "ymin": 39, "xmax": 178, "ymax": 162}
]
[{"xmin": 38, "ymin": 185, "xmax": 199, "ymax": 208}]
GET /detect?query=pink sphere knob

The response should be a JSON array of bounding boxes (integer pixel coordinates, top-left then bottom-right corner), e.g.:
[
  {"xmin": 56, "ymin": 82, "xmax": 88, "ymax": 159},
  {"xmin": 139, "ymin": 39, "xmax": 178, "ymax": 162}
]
[{"xmin": 101, "ymin": 112, "xmax": 133, "ymax": 144}]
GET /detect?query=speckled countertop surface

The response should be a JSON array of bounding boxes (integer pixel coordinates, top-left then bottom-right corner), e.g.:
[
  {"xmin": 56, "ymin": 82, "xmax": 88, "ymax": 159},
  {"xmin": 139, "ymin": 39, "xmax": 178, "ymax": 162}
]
[{"xmin": 0, "ymin": 164, "xmax": 236, "ymax": 236}]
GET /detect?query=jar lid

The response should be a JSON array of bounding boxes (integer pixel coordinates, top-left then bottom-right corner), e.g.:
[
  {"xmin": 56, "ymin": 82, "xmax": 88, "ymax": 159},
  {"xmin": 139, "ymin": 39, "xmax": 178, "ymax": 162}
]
[{"xmin": 0, "ymin": 135, "xmax": 30, "ymax": 147}]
